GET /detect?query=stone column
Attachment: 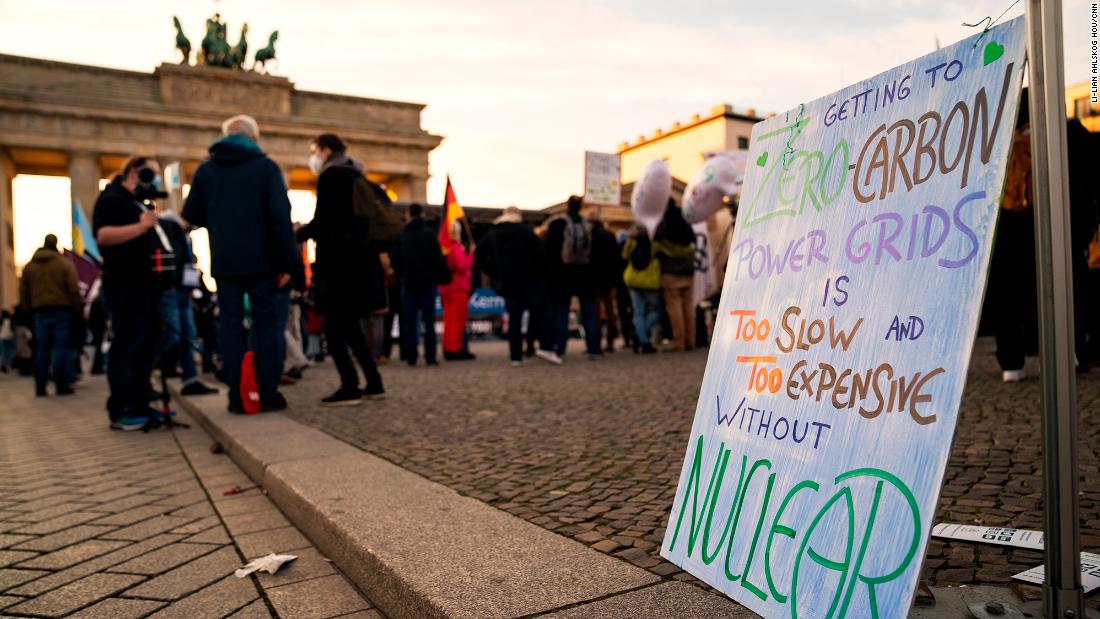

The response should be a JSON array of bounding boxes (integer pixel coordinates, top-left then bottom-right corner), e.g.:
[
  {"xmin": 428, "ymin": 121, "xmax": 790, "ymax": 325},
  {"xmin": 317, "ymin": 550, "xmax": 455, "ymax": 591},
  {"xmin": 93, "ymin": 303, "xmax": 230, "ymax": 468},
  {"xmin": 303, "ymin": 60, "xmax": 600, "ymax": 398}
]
[
  {"xmin": 406, "ymin": 174, "xmax": 428, "ymax": 203},
  {"xmin": 0, "ymin": 149, "xmax": 15, "ymax": 310},
  {"xmin": 68, "ymin": 151, "xmax": 99, "ymax": 220}
]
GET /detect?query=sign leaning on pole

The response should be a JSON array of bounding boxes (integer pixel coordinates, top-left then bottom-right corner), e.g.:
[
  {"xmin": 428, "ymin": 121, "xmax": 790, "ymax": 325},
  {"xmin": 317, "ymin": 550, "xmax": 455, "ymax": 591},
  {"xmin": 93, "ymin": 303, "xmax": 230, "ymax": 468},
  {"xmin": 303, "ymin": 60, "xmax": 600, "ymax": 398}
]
[
  {"xmin": 661, "ymin": 18, "xmax": 1026, "ymax": 618},
  {"xmin": 583, "ymin": 151, "xmax": 621, "ymax": 206}
]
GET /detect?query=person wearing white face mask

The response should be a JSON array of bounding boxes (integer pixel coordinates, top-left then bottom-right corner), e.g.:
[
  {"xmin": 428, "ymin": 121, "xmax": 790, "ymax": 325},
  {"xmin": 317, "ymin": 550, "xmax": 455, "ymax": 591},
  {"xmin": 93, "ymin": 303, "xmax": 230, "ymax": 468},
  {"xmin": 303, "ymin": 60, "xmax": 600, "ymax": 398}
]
[{"xmin": 295, "ymin": 134, "xmax": 387, "ymax": 405}]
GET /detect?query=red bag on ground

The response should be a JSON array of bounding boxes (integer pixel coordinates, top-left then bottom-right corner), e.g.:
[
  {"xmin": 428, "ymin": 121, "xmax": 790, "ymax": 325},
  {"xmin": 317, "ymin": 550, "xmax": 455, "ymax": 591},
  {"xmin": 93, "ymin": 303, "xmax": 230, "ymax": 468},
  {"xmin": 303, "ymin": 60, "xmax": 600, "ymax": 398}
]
[{"xmin": 240, "ymin": 352, "xmax": 261, "ymax": 415}]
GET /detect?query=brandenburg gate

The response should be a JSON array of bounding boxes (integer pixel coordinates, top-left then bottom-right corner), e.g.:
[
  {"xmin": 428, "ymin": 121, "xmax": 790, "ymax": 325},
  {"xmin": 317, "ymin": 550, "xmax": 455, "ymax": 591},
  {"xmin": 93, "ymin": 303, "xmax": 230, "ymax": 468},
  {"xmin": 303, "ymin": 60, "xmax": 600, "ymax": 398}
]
[{"xmin": 0, "ymin": 52, "xmax": 442, "ymax": 309}]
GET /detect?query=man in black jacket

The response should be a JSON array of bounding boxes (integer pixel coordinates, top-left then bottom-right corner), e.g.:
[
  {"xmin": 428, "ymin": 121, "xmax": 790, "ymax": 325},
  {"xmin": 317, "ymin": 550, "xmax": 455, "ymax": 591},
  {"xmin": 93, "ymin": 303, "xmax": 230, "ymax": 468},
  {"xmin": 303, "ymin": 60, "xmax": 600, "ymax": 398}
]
[
  {"xmin": 474, "ymin": 206, "xmax": 546, "ymax": 365},
  {"xmin": 296, "ymin": 133, "xmax": 386, "ymax": 404},
  {"xmin": 182, "ymin": 115, "xmax": 295, "ymax": 413},
  {"xmin": 396, "ymin": 203, "xmax": 444, "ymax": 366},
  {"xmin": 93, "ymin": 156, "xmax": 163, "ymax": 430}
]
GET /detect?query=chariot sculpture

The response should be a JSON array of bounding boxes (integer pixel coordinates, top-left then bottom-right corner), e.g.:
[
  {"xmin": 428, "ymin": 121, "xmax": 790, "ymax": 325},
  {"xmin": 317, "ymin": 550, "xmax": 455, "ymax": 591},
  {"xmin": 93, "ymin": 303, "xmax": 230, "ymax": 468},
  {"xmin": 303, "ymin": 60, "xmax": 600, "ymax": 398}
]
[{"xmin": 173, "ymin": 14, "xmax": 277, "ymax": 73}]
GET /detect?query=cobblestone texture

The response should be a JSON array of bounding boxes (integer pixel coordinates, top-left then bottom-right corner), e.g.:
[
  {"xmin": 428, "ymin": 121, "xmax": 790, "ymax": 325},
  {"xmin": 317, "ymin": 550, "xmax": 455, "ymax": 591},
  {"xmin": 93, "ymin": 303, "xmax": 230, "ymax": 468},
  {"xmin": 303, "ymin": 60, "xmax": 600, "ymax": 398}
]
[
  {"xmin": 284, "ymin": 337, "xmax": 1100, "ymax": 598},
  {"xmin": 0, "ymin": 375, "xmax": 380, "ymax": 618}
]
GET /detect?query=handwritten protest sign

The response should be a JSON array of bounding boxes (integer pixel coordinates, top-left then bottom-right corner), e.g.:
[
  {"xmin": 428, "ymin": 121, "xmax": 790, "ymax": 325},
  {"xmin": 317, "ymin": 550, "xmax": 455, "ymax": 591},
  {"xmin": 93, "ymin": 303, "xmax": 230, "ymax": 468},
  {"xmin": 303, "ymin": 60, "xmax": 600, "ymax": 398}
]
[
  {"xmin": 661, "ymin": 18, "xmax": 1026, "ymax": 618},
  {"xmin": 584, "ymin": 151, "xmax": 621, "ymax": 205}
]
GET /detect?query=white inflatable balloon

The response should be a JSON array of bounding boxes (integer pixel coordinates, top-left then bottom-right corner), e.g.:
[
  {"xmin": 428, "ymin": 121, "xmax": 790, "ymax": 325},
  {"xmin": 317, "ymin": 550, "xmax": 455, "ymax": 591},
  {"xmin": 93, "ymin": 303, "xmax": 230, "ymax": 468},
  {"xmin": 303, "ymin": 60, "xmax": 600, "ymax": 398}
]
[
  {"xmin": 682, "ymin": 151, "xmax": 749, "ymax": 224},
  {"xmin": 631, "ymin": 160, "xmax": 672, "ymax": 236}
]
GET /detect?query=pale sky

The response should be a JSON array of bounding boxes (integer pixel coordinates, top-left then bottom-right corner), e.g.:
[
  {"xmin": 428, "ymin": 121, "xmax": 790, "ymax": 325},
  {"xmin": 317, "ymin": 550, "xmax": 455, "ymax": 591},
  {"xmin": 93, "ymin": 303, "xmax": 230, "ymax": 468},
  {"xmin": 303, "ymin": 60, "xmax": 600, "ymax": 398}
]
[{"xmin": 1, "ymin": 0, "xmax": 1094, "ymax": 264}]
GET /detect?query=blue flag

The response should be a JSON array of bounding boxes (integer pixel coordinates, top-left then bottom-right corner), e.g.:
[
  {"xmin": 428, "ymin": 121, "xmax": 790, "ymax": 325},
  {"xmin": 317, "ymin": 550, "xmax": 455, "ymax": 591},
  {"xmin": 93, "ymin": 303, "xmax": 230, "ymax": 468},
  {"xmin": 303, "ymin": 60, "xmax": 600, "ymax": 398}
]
[{"xmin": 72, "ymin": 200, "xmax": 100, "ymax": 262}]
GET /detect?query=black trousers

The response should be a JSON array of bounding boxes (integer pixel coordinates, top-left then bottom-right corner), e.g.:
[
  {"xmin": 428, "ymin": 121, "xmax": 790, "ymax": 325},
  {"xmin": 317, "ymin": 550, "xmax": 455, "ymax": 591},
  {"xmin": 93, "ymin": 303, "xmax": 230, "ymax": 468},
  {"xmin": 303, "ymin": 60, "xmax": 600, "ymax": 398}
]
[
  {"xmin": 324, "ymin": 311, "xmax": 382, "ymax": 390},
  {"xmin": 103, "ymin": 291, "xmax": 159, "ymax": 418}
]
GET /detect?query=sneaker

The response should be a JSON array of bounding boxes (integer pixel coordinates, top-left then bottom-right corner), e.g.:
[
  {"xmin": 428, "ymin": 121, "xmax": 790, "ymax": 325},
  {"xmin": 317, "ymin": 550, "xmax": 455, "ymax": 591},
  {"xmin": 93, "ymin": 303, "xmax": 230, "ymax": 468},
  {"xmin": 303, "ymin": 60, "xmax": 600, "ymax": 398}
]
[
  {"xmin": 510, "ymin": 361, "xmax": 522, "ymax": 368},
  {"xmin": 641, "ymin": 343, "xmax": 658, "ymax": 354},
  {"xmin": 362, "ymin": 384, "xmax": 386, "ymax": 400},
  {"xmin": 110, "ymin": 416, "xmax": 149, "ymax": 431},
  {"xmin": 535, "ymin": 350, "xmax": 563, "ymax": 365},
  {"xmin": 261, "ymin": 392, "xmax": 289, "ymax": 412},
  {"xmin": 181, "ymin": 381, "xmax": 219, "ymax": 396},
  {"xmin": 588, "ymin": 353, "xmax": 604, "ymax": 361},
  {"xmin": 56, "ymin": 385, "xmax": 75, "ymax": 396},
  {"xmin": 322, "ymin": 386, "xmax": 363, "ymax": 407},
  {"xmin": 1002, "ymin": 369, "xmax": 1025, "ymax": 383}
]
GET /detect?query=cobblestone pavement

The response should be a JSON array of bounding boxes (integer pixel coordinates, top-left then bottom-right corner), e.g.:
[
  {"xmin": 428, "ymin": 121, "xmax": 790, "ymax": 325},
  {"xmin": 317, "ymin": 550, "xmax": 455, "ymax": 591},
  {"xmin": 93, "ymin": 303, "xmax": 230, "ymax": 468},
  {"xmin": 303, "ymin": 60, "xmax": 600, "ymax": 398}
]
[
  {"xmin": 0, "ymin": 375, "xmax": 380, "ymax": 619},
  {"xmin": 284, "ymin": 337, "xmax": 1100, "ymax": 599}
]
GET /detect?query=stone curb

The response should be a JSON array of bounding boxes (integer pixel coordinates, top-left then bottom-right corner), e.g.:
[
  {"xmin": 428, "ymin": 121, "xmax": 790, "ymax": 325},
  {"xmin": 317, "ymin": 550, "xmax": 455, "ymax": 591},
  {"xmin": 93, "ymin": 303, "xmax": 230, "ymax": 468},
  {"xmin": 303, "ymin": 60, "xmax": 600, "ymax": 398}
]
[{"xmin": 171, "ymin": 390, "xmax": 667, "ymax": 618}]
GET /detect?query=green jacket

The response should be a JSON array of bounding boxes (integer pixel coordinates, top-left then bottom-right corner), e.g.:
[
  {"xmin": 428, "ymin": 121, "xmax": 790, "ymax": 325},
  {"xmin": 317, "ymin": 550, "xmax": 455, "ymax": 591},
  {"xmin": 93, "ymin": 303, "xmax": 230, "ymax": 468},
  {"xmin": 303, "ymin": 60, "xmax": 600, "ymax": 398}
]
[
  {"xmin": 20, "ymin": 248, "xmax": 81, "ymax": 311},
  {"xmin": 621, "ymin": 238, "xmax": 661, "ymax": 290}
]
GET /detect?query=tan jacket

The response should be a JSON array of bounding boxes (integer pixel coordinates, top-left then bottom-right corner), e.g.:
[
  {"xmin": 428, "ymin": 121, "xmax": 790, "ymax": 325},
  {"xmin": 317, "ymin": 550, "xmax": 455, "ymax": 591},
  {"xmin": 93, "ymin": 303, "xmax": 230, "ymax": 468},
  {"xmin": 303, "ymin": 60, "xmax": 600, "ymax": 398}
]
[{"xmin": 20, "ymin": 248, "xmax": 81, "ymax": 311}]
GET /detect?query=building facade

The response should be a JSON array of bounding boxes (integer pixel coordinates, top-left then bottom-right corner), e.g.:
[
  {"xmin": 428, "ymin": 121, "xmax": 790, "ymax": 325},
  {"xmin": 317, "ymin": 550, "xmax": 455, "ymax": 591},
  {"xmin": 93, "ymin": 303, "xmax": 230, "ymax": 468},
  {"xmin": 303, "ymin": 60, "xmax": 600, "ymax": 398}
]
[
  {"xmin": 617, "ymin": 103, "xmax": 765, "ymax": 185},
  {"xmin": 1066, "ymin": 80, "xmax": 1100, "ymax": 132},
  {"xmin": 0, "ymin": 53, "xmax": 442, "ymax": 309}
]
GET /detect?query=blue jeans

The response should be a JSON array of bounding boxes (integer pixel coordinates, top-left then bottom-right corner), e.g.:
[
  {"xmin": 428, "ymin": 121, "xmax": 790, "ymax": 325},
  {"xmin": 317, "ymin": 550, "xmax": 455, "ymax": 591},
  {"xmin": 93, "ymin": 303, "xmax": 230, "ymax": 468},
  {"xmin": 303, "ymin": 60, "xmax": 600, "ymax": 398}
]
[
  {"xmin": 401, "ymin": 286, "xmax": 437, "ymax": 364},
  {"xmin": 629, "ymin": 288, "xmax": 662, "ymax": 345},
  {"xmin": 274, "ymin": 291, "xmax": 290, "ymax": 375},
  {"xmin": 217, "ymin": 275, "xmax": 280, "ymax": 407},
  {"xmin": 104, "ymin": 291, "xmax": 160, "ymax": 418},
  {"xmin": 550, "ymin": 297, "xmax": 599, "ymax": 357},
  {"xmin": 33, "ymin": 308, "xmax": 73, "ymax": 392},
  {"xmin": 160, "ymin": 289, "xmax": 199, "ymax": 381}
]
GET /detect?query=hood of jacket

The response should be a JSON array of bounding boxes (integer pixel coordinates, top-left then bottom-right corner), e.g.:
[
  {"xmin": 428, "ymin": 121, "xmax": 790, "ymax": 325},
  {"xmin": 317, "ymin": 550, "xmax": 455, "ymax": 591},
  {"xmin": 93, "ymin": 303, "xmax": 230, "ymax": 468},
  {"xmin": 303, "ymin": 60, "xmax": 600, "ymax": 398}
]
[
  {"xmin": 323, "ymin": 155, "xmax": 365, "ymax": 175},
  {"xmin": 31, "ymin": 247, "xmax": 63, "ymax": 265},
  {"xmin": 209, "ymin": 135, "xmax": 265, "ymax": 165}
]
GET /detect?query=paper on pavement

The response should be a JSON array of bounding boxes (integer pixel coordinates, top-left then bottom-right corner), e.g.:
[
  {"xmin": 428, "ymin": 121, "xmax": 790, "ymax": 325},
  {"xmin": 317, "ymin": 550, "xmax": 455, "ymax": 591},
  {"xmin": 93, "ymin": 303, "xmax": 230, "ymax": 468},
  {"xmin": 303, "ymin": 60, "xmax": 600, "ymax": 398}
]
[
  {"xmin": 932, "ymin": 523, "xmax": 1044, "ymax": 550},
  {"xmin": 1012, "ymin": 552, "xmax": 1100, "ymax": 594},
  {"xmin": 234, "ymin": 553, "xmax": 298, "ymax": 578}
]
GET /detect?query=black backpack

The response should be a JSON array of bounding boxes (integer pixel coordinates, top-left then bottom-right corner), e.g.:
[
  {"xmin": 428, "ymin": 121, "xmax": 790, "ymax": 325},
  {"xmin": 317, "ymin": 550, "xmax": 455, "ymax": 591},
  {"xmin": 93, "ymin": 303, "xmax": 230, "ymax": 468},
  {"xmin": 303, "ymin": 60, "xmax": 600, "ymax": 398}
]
[
  {"xmin": 351, "ymin": 176, "xmax": 403, "ymax": 244},
  {"xmin": 561, "ymin": 217, "xmax": 593, "ymax": 265}
]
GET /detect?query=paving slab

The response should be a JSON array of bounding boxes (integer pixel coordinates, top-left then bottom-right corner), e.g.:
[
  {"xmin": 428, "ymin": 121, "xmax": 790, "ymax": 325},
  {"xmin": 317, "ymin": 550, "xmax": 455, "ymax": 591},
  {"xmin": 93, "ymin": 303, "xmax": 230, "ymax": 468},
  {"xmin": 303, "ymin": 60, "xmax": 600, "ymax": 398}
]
[
  {"xmin": 544, "ymin": 582, "xmax": 751, "ymax": 618},
  {"xmin": 124, "ymin": 546, "xmax": 241, "ymax": 601},
  {"xmin": 265, "ymin": 573, "xmax": 370, "ymax": 618},
  {"xmin": 179, "ymin": 391, "xmax": 662, "ymax": 618},
  {"xmin": 4, "ymin": 572, "xmax": 144, "ymax": 617},
  {"xmin": 0, "ymin": 376, "xmax": 374, "ymax": 618},
  {"xmin": 67, "ymin": 597, "xmax": 166, "ymax": 618}
]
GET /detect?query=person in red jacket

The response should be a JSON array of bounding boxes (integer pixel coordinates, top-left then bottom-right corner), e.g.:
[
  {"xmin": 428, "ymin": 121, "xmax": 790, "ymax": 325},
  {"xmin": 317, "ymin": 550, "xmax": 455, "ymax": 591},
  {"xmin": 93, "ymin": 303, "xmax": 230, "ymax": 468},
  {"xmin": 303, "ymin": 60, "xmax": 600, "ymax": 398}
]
[{"xmin": 440, "ymin": 221, "xmax": 475, "ymax": 361}]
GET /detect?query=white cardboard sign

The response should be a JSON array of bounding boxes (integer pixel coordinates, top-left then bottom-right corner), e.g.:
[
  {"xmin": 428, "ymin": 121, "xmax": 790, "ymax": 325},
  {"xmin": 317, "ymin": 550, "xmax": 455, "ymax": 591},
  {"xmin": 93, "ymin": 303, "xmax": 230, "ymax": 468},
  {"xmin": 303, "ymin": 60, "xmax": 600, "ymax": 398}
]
[{"xmin": 661, "ymin": 18, "xmax": 1027, "ymax": 618}]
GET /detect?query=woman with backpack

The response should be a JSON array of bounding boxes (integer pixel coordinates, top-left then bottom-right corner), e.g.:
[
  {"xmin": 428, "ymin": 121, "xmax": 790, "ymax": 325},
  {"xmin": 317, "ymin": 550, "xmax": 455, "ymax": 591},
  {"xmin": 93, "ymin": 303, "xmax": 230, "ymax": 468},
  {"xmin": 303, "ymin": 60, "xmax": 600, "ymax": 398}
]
[
  {"xmin": 654, "ymin": 199, "xmax": 698, "ymax": 352},
  {"xmin": 295, "ymin": 133, "xmax": 386, "ymax": 405},
  {"xmin": 622, "ymin": 225, "xmax": 660, "ymax": 354}
]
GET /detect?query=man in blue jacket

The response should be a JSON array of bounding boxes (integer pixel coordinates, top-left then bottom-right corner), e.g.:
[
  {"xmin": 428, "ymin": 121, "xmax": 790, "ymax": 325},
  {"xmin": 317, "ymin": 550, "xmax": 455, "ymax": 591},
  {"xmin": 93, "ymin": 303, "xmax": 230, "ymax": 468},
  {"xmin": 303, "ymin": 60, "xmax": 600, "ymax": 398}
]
[{"xmin": 182, "ymin": 115, "xmax": 295, "ymax": 413}]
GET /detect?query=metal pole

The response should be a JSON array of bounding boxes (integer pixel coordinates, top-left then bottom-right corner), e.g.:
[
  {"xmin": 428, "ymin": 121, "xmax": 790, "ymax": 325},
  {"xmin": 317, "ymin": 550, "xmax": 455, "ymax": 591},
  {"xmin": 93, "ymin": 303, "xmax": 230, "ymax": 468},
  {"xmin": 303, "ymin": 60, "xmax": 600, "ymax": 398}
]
[{"xmin": 1024, "ymin": 1, "xmax": 1085, "ymax": 616}]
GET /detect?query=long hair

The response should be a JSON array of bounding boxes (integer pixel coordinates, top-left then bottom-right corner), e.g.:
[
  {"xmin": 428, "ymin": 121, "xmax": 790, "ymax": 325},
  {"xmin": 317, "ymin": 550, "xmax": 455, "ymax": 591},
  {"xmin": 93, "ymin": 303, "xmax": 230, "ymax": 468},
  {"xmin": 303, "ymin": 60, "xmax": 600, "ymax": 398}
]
[{"xmin": 657, "ymin": 199, "xmax": 695, "ymax": 245}]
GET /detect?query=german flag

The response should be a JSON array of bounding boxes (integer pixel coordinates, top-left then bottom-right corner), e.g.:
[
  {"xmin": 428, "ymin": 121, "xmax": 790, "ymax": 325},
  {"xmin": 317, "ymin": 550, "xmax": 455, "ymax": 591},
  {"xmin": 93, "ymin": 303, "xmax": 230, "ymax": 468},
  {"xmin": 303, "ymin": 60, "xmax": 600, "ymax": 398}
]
[{"xmin": 439, "ymin": 176, "xmax": 465, "ymax": 255}]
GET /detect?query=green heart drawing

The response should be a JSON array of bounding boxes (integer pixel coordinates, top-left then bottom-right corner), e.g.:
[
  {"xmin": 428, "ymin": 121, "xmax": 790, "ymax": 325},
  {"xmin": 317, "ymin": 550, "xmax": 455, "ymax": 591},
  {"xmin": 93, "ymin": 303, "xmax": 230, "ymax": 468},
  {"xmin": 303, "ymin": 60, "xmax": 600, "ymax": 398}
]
[
  {"xmin": 983, "ymin": 41, "xmax": 1004, "ymax": 66},
  {"xmin": 756, "ymin": 152, "xmax": 768, "ymax": 167}
]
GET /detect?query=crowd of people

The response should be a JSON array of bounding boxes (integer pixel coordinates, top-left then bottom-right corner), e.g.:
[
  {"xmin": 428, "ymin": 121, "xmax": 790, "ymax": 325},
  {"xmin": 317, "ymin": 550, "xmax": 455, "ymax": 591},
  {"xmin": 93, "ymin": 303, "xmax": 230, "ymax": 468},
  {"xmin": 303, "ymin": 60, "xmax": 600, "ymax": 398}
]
[
  {"xmin": 3, "ymin": 113, "xmax": 714, "ymax": 428},
  {"xmin": 5, "ymin": 105, "xmax": 1100, "ymax": 431}
]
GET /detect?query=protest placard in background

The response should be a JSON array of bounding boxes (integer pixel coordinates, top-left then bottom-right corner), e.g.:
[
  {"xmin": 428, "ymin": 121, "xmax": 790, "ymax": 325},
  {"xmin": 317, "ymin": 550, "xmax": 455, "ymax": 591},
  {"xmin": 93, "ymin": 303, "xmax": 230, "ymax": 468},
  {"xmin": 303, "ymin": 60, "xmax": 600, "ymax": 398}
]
[
  {"xmin": 583, "ymin": 151, "xmax": 621, "ymax": 206},
  {"xmin": 661, "ymin": 17, "xmax": 1026, "ymax": 618}
]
